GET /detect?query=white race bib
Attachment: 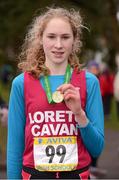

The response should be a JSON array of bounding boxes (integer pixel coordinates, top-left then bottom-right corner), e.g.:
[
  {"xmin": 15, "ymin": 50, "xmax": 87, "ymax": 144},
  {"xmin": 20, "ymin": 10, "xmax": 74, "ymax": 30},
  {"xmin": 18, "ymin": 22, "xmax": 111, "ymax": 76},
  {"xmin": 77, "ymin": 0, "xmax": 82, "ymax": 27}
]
[{"xmin": 34, "ymin": 136, "xmax": 78, "ymax": 171}]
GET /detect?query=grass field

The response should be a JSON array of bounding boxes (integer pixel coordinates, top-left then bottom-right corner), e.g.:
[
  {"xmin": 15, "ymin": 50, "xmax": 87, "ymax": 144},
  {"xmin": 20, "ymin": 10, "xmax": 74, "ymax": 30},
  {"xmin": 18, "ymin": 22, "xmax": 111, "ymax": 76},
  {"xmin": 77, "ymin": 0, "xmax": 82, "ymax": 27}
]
[{"xmin": 0, "ymin": 80, "xmax": 119, "ymax": 163}]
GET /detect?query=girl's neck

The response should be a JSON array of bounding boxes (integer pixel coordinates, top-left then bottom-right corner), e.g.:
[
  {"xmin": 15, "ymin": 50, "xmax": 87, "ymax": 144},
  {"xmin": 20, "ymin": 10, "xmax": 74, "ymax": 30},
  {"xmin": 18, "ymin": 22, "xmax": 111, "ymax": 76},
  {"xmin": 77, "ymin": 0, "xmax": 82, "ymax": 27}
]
[{"xmin": 46, "ymin": 62, "xmax": 68, "ymax": 75}]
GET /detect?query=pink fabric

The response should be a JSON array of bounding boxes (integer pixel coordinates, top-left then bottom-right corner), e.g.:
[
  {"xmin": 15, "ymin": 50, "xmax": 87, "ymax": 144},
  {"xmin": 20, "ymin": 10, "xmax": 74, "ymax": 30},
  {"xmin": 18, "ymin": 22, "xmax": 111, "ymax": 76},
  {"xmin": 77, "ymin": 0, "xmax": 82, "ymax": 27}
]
[
  {"xmin": 79, "ymin": 170, "xmax": 90, "ymax": 180},
  {"xmin": 23, "ymin": 70, "xmax": 91, "ymax": 170},
  {"xmin": 22, "ymin": 169, "xmax": 31, "ymax": 179}
]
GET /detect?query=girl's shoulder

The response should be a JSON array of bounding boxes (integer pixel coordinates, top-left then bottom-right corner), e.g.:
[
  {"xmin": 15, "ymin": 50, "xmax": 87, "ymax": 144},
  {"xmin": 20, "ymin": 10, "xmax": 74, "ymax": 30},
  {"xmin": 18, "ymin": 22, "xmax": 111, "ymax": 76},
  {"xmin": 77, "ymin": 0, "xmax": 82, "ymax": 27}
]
[
  {"xmin": 85, "ymin": 71, "xmax": 99, "ymax": 84},
  {"xmin": 85, "ymin": 71, "xmax": 100, "ymax": 95},
  {"xmin": 12, "ymin": 73, "xmax": 24, "ymax": 89},
  {"xmin": 12, "ymin": 73, "xmax": 24, "ymax": 84}
]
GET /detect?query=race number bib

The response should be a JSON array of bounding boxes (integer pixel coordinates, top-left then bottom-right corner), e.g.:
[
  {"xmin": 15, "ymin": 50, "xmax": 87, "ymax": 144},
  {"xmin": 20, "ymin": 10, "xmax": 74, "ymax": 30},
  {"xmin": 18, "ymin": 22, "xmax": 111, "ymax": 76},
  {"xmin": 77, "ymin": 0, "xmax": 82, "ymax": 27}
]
[{"xmin": 34, "ymin": 136, "xmax": 78, "ymax": 171}]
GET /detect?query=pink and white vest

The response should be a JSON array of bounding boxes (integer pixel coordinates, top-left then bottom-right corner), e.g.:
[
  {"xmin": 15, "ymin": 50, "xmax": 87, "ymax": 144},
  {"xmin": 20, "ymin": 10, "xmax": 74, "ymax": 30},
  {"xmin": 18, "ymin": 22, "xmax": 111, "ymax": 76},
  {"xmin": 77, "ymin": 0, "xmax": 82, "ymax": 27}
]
[{"xmin": 23, "ymin": 69, "xmax": 91, "ymax": 172}]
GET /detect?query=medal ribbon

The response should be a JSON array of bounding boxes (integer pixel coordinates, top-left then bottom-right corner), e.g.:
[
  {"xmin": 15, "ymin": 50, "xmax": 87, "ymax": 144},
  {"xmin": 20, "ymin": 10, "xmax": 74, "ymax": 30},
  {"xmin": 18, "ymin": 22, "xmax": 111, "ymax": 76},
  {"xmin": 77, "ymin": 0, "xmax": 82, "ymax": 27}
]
[{"xmin": 44, "ymin": 64, "xmax": 71, "ymax": 103}]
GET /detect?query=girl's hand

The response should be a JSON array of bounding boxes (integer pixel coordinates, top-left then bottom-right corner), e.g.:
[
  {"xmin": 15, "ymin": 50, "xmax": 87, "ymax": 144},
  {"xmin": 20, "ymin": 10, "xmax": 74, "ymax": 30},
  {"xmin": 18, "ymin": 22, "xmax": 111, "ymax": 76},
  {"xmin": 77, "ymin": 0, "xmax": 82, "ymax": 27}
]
[
  {"xmin": 57, "ymin": 84, "xmax": 88, "ymax": 127},
  {"xmin": 57, "ymin": 84, "xmax": 81, "ymax": 114}
]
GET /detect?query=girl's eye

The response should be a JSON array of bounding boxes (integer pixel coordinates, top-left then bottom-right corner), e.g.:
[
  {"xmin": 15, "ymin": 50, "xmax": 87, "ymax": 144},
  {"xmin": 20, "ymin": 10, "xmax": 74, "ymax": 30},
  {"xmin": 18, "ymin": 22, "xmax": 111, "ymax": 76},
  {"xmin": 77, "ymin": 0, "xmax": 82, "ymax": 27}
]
[
  {"xmin": 47, "ymin": 36, "xmax": 55, "ymax": 39},
  {"xmin": 62, "ymin": 36, "xmax": 70, "ymax": 39}
]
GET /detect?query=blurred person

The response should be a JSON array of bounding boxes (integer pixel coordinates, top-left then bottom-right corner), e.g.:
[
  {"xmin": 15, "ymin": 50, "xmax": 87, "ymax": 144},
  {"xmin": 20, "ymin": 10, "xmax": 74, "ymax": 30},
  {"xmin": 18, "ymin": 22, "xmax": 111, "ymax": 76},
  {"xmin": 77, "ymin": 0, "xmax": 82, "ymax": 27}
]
[
  {"xmin": 113, "ymin": 70, "xmax": 119, "ymax": 119},
  {"xmin": 114, "ymin": 53, "xmax": 119, "ymax": 156},
  {"xmin": 0, "ymin": 64, "xmax": 13, "ymax": 84},
  {"xmin": 87, "ymin": 60, "xmax": 100, "ymax": 77},
  {"xmin": 0, "ymin": 95, "xmax": 8, "ymax": 126},
  {"xmin": 113, "ymin": 54, "xmax": 119, "ymax": 119},
  {"xmin": 87, "ymin": 60, "xmax": 107, "ymax": 178},
  {"xmin": 7, "ymin": 7, "xmax": 104, "ymax": 179},
  {"xmin": 99, "ymin": 63, "xmax": 114, "ymax": 120}
]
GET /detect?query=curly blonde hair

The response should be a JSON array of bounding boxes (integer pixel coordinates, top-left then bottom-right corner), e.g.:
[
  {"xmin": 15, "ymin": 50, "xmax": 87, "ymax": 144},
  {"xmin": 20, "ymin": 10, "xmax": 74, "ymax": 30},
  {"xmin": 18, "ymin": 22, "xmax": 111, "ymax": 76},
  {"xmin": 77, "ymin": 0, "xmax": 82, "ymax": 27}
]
[{"xmin": 18, "ymin": 7, "xmax": 84, "ymax": 78}]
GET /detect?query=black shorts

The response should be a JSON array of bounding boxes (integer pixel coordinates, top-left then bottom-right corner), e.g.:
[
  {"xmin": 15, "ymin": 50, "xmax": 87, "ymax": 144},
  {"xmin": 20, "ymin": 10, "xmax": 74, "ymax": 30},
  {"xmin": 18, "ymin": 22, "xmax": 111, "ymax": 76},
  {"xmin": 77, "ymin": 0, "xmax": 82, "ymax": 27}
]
[{"xmin": 22, "ymin": 165, "xmax": 90, "ymax": 179}]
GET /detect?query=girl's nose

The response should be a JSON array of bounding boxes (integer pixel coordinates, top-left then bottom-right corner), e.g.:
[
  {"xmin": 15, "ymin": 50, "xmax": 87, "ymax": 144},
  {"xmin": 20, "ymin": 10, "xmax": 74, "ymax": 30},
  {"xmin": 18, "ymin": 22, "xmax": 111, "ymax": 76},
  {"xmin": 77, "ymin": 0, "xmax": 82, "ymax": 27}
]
[{"xmin": 55, "ymin": 38, "xmax": 62, "ymax": 49}]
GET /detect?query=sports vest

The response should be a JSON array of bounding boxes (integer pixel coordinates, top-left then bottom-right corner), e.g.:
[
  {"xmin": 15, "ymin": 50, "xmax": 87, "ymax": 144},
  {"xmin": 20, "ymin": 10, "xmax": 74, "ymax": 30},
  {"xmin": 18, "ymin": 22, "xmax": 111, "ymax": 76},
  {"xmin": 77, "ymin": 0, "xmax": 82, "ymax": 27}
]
[{"xmin": 23, "ymin": 69, "xmax": 91, "ymax": 172}]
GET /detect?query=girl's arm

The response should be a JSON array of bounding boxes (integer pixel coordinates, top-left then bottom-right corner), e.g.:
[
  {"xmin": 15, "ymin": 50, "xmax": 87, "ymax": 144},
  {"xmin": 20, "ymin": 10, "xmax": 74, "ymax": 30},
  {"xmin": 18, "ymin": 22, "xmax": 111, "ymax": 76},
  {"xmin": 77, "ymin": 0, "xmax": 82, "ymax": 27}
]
[{"xmin": 7, "ymin": 74, "xmax": 25, "ymax": 178}]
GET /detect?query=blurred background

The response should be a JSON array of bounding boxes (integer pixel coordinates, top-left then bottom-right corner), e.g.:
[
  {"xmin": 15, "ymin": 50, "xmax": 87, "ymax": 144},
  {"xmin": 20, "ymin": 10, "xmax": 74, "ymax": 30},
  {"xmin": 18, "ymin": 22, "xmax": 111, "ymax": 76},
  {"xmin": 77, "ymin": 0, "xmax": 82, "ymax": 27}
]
[{"xmin": 0, "ymin": 0, "xmax": 119, "ymax": 179}]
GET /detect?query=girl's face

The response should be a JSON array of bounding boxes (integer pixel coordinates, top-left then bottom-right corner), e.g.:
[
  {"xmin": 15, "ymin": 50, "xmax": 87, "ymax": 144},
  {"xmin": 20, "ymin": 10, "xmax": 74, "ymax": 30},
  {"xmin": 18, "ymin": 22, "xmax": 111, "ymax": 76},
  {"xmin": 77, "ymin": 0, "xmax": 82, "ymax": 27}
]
[{"xmin": 42, "ymin": 17, "xmax": 74, "ymax": 66}]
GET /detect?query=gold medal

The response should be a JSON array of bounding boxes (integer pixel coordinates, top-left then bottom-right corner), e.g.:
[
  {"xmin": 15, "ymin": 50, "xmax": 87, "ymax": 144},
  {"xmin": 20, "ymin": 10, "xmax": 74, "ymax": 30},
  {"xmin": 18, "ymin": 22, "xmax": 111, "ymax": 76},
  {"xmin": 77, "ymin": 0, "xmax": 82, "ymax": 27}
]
[
  {"xmin": 52, "ymin": 91, "xmax": 64, "ymax": 103},
  {"xmin": 44, "ymin": 64, "xmax": 71, "ymax": 104}
]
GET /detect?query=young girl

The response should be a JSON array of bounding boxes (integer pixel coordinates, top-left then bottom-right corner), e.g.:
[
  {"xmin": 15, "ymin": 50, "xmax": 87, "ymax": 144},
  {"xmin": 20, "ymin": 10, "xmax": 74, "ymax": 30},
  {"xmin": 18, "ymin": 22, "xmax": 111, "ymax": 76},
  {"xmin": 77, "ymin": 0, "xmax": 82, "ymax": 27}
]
[{"xmin": 7, "ymin": 7, "xmax": 104, "ymax": 179}]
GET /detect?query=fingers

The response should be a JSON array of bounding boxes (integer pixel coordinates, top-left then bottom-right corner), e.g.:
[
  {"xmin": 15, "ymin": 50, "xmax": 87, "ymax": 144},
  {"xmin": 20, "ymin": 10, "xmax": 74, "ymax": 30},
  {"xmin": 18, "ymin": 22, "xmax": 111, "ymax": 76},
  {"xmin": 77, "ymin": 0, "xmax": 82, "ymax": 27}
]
[
  {"xmin": 57, "ymin": 84, "xmax": 80, "ymax": 94},
  {"xmin": 64, "ymin": 93, "xmax": 77, "ymax": 101},
  {"xmin": 57, "ymin": 84, "xmax": 80, "ymax": 101},
  {"xmin": 57, "ymin": 84, "xmax": 73, "ymax": 92}
]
